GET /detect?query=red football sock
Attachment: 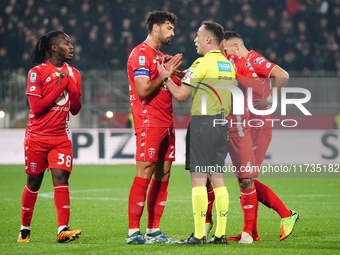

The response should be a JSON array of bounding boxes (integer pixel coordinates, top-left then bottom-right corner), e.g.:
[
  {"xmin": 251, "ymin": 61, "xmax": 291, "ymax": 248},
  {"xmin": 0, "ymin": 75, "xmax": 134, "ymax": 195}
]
[
  {"xmin": 128, "ymin": 176, "xmax": 150, "ymax": 229},
  {"xmin": 240, "ymin": 186, "xmax": 257, "ymax": 236},
  {"xmin": 206, "ymin": 188, "xmax": 215, "ymax": 223},
  {"xmin": 147, "ymin": 179, "xmax": 169, "ymax": 229},
  {"xmin": 21, "ymin": 184, "xmax": 39, "ymax": 227},
  {"xmin": 254, "ymin": 179, "xmax": 291, "ymax": 218},
  {"xmin": 54, "ymin": 184, "xmax": 70, "ymax": 228},
  {"xmin": 252, "ymin": 199, "xmax": 259, "ymax": 234}
]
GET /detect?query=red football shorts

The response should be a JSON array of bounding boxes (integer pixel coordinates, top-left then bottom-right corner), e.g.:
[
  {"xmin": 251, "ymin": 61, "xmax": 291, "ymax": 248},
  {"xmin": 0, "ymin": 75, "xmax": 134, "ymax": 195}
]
[
  {"xmin": 135, "ymin": 127, "xmax": 175, "ymax": 162},
  {"xmin": 251, "ymin": 129, "xmax": 272, "ymax": 168},
  {"xmin": 228, "ymin": 129, "xmax": 258, "ymax": 178},
  {"xmin": 24, "ymin": 136, "xmax": 73, "ymax": 175}
]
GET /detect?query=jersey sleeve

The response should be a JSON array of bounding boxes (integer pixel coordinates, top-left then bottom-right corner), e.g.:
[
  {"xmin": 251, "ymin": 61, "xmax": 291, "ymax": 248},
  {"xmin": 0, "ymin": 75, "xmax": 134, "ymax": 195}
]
[
  {"xmin": 26, "ymin": 68, "xmax": 42, "ymax": 97},
  {"xmin": 73, "ymin": 68, "xmax": 82, "ymax": 97},
  {"xmin": 249, "ymin": 54, "xmax": 276, "ymax": 78},
  {"xmin": 182, "ymin": 59, "xmax": 203, "ymax": 88},
  {"xmin": 130, "ymin": 49, "xmax": 152, "ymax": 79}
]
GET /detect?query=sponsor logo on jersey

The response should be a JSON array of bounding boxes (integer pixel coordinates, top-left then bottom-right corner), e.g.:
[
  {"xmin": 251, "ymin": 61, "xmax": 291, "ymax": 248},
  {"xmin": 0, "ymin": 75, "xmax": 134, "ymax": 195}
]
[
  {"xmin": 191, "ymin": 60, "xmax": 200, "ymax": 68},
  {"xmin": 139, "ymin": 56, "xmax": 145, "ymax": 66},
  {"xmin": 183, "ymin": 70, "xmax": 194, "ymax": 83},
  {"xmin": 148, "ymin": 148, "xmax": 156, "ymax": 158},
  {"xmin": 217, "ymin": 61, "xmax": 232, "ymax": 72},
  {"xmin": 259, "ymin": 59, "xmax": 267, "ymax": 65},
  {"xmin": 55, "ymin": 91, "xmax": 69, "ymax": 106},
  {"xmin": 30, "ymin": 72, "xmax": 36, "ymax": 82},
  {"xmin": 46, "ymin": 77, "xmax": 51, "ymax": 82},
  {"xmin": 218, "ymin": 76, "xmax": 232, "ymax": 80},
  {"xmin": 266, "ymin": 62, "xmax": 272, "ymax": 68},
  {"xmin": 29, "ymin": 86, "xmax": 36, "ymax": 92},
  {"xmin": 254, "ymin": 57, "xmax": 263, "ymax": 64},
  {"xmin": 245, "ymin": 62, "xmax": 251, "ymax": 67}
]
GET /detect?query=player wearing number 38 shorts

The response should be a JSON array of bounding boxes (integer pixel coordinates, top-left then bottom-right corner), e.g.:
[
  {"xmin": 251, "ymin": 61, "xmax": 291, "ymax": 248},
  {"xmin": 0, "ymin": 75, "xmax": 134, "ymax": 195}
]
[{"xmin": 18, "ymin": 30, "xmax": 82, "ymax": 244}]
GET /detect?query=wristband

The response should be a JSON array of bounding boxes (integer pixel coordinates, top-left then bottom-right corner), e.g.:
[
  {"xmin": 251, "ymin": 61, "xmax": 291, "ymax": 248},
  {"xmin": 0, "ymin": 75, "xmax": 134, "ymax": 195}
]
[{"xmin": 163, "ymin": 77, "xmax": 171, "ymax": 83}]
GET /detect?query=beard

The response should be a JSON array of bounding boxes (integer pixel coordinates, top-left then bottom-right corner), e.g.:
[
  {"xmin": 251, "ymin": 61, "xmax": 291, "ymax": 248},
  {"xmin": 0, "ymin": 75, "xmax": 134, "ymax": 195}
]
[
  {"xmin": 159, "ymin": 35, "xmax": 171, "ymax": 46},
  {"xmin": 162, "ymin": 40, "xmax": 170, "ymax": 46}
]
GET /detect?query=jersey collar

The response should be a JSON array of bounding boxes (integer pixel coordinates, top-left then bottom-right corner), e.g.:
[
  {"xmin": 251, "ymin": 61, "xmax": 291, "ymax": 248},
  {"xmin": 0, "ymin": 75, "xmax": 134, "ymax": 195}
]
[
  {"xmin": 143, "ymin": 41, "xmax": 160, "ymax": 54},
  {"xmin": 205, "ymin": 50, "xmax": 221, "ymax": 56},
  {"xmin": 246, "ymin": 50, "xmax": 256, "ymax": 59},
  {"xmin": 46, "ymin": 60, "xmax": 66, "ymax": 70}
]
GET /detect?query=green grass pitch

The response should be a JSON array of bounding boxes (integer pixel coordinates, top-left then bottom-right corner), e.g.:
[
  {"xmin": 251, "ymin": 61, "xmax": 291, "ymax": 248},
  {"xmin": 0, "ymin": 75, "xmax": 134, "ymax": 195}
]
[{"xmin": 1, "ymin": 164, "xmax": 340, "ymax": 254}]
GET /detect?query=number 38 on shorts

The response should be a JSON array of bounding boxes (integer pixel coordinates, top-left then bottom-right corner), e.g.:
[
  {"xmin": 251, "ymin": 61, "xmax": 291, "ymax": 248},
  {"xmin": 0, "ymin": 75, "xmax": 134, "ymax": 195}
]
[{"xmin": 24, "ymin": 137, "xmax": 74, "ymax": 175}]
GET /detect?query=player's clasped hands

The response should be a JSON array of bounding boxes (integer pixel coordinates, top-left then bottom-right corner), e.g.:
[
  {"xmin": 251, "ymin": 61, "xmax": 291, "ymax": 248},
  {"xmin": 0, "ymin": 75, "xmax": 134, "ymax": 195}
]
[
  {"xmin": 57, "ymin": 72, "xmax": 69, "ymax": 85},
  {"xmin": 57, "ymin": 72, "xmax": 78, "ymax": 94},
  {"xmin": 161, "ymin": 53, "xmax": 183, "ymax": 77}
]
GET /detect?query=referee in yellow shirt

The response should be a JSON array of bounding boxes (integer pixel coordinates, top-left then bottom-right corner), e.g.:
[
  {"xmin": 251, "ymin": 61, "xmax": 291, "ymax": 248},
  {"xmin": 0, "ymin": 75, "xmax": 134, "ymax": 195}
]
[{"xmin": 157, "ymin": 20, "xmax": 236, "ymax": 244}]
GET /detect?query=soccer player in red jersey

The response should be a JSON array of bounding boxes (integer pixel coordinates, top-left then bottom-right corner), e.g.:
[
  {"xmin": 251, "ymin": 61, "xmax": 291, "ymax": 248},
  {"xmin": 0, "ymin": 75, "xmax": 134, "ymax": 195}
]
[
  {"xmin": 126, "ymin": 10, "xmax": 182, "ymax": 244},
  {"xmin": 222, "ymin": 31, "xmax": 299, "ymax": 242},
  {"xmin": 204, "ymin": 44, "xmax": 264, "ymax": 243},
  {"xmin": 17, "ymin": 31, "xmax": 82, "ymax": 243}
]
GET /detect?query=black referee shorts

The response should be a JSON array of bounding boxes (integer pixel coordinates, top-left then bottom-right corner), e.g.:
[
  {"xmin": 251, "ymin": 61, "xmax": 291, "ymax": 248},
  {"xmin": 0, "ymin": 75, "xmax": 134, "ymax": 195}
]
[{"xmin": 185, "ymin": 115, "xmax": 229, "ymax": 173}]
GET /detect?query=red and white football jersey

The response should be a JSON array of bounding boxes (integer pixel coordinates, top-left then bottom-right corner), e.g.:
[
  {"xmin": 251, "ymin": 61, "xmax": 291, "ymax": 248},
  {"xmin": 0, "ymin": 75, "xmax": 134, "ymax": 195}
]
[
  {"xmin": 127, "ymin": 42, "xmax": 173, "ymax": 129},
  {"xmin": 246, "ymin": 50, "xmax": 277, "ymax": 130},
  {"xmin": 25, "ymin": 60, "xmax": 81, "ymax": 137},
  {"xmin": 226, "ymin": 54, "xmax": 260, "ymax": 137}
]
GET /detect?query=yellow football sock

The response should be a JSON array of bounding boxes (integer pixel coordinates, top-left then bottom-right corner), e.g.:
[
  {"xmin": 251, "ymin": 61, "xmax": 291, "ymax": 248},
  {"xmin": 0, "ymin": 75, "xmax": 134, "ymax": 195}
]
[
  {"xmin": 192, "ymin": 186, "xmax": 208, "ymax": 239},
  {"xmin": 214, "ymin": 186, "xmax": 229, "ymax": 237}
]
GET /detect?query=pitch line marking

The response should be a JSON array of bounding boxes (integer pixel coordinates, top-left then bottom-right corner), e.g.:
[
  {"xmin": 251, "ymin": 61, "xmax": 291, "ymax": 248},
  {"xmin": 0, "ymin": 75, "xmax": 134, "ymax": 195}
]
[{"xmin": 38, "ymin": 189, "xmax": 340, "ymax": 202}]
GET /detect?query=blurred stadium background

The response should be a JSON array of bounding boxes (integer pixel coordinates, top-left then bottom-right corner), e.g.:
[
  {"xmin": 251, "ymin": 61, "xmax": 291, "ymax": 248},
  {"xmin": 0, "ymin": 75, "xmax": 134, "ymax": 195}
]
[{"xmin": 0, "ymin": 0, "xmax": 340, "ymax": 129}]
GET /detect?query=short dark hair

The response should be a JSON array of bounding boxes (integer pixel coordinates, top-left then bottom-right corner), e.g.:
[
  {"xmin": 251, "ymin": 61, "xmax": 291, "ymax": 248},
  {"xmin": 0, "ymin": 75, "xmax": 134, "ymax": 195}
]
[
  {"xmin": 145, "ymin": 10, "xmax": 177, "ymax": 33},
  {"xmin": 223, "ymin": 30, "xmax": 243, "ymax": 41},
  {"xmin": 202, "ymin": 21, "xmax": 224, "ymax": 44}
]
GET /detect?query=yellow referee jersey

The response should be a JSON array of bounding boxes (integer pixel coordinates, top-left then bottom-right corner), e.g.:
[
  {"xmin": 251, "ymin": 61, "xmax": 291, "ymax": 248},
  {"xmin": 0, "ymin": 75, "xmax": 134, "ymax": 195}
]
[{"xmin": 182, "ymin": 50, "xmax": 236, "ymax": 116}]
